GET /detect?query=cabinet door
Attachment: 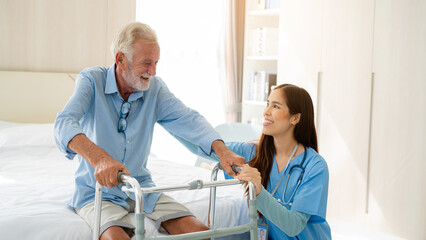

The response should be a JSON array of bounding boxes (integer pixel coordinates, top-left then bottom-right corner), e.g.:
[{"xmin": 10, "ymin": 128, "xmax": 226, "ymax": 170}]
[
  {"xmin": 369, "ymin": 1, "xmax": 426, "ymax": 239},
  {"xmin": 318, "ymin": 0, "xmax": 375, "ymax": 223},
  {"xmin": 277, "ymin": 0, "xmax": 323, "ymax": 109}
]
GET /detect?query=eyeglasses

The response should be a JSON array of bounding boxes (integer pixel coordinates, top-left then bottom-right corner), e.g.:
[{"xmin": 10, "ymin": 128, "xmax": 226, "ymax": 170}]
[{"xmin": 118, "ymin": 101, "xmax": 131, "ymax": 132}]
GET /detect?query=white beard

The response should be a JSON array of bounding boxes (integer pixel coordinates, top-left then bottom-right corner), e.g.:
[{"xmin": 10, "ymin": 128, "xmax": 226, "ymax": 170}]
[{"xmin": 122, "ymin": 64, "xmax": 151, "ymax": 91}]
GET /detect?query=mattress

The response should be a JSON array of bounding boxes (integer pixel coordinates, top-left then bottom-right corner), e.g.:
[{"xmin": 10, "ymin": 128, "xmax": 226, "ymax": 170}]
[{"xmin": 0, "ymin": 122, "xmax": 249, "ymax": 240}]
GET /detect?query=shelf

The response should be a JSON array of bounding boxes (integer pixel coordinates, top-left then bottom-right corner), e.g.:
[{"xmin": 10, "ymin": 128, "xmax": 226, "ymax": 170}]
[
  {"xmin": 246, "ymin": 10, "xmax": 279, "ymax": 29},
  {"xmin": 246, "ymin": 55, "xmax": 278, "ymax": 61},
  {"xmin": 244, "ymin": 100, "xmax": 267, "ymax": 106},
  {"xmin": 248, "ymin": 9, "xmax": 280, "ymax": 17},
  {"xmin": 245, "ymin": 59, "xmax": 277, "ymax": 72},
  {"xmin": 243, "ymin": 0, "xmax": 280, "ymax": 125}
]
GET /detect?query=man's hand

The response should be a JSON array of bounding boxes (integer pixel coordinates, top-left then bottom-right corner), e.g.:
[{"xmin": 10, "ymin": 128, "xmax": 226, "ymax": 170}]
[
  {"xmin": 93, "ymin": 155, "xmax": 130, "ymax": 188},
  {"xmin": 68, "ymin": 134, "xmax": 130, "ymax": 188},
  {"xmin": 211, "ymin": 140, "xmax": 245, "ymax": 177}
]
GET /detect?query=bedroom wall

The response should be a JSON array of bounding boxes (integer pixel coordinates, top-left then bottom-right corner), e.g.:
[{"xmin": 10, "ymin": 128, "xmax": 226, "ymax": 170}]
[
  {"xmin": 278, "ymin": 1, "xmax": 426, "ymax": 239},
  {"xmin": 0, "ymin": 0, "xmax": 136, "ymax": 73},
  {"xmin": 0, "ymin": 0, "xmax": 136, "ymax": 123}
]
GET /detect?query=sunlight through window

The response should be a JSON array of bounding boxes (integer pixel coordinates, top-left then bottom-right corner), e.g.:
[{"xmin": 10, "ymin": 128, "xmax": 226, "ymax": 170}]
[{"xmin": 136, "ymin": 0, "xmax": 226, "ymax": 165}]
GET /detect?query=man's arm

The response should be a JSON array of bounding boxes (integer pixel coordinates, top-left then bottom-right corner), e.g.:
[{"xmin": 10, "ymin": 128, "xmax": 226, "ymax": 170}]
[
  {"xmin": 211, "ymin": 140, "xmax": 245, "ymax": 177},
  {"xmin": 68, "ymin": 134, "xmax": 129, "ymax": 188},
  {"xmin": 166, "ymin": 132, "xmax": 245, "ymax": 177}
]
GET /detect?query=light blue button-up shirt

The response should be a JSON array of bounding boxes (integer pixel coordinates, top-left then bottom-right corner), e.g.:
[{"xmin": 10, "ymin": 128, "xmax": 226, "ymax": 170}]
[{"xmin": 54, "ymin": 64, "xmax": 220, "ymax": 213}]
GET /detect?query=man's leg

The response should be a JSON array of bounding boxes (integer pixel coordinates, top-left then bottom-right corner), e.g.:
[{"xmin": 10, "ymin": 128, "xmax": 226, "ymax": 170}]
[
  {"xmin": 146, "ymin": 194, "xmax": 210, "ymax": 239},
  {"xmin": 100, "ymin": 226, "xmax": 130, "ymax": 240},
  {"xmin": 76, "ymin": 200, "xmax": 135, "ymax": 240},
  {"xmin": 162, "ymin": 216, "xmax": 210, "ymax": 237}
]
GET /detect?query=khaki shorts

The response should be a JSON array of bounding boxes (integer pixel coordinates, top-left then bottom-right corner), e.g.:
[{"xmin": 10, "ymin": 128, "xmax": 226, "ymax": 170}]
[{"xmin": 76, "ymin": 193, "xmax": 193, "ymax": 238}]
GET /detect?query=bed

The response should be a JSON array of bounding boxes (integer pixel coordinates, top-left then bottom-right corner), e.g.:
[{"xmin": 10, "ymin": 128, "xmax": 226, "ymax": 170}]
[{"xmin": 0, "ymin": 121, "xmax": 251, "ymax": 240}]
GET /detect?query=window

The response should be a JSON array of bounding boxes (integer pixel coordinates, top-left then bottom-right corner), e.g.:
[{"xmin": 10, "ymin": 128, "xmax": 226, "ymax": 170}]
[{"xmin": 137, "ymin": 0, "xmax": 225, "ymax": 165}]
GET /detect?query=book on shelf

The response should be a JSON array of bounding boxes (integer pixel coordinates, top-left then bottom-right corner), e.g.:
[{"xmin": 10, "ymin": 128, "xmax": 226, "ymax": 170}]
[
  {"xmin": 249, "ymin": 27, "xmax": 279, "ymax": 57},
  {"xmin": 266, "ymin": 0, "xmax": 280, "ymax": 9},
  {"xmin": 255, "ymin": 0, "xmax": 266, "ymax": 10},
  {"xmin": 248, "ymin": 71, "xmax": 277, "ymax": 102}
]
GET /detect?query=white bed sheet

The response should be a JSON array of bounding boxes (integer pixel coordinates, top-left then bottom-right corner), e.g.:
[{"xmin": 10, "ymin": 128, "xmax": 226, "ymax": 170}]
[{"xmin": 0, "ymin": 122, "xmax": 249, "ymax": 240}]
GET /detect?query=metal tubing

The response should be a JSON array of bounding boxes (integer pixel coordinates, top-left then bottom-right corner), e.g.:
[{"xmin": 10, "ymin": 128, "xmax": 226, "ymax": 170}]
[
  {"xmin": 136, "ymin": 213, "xmax": 145, "ymax": 240},
  {"xmin": 119, "ymin": 174, "xmax": 144, "ymax": 240},
  {"xmin": 208, "ymin": 164, "xmax": 220, "ymax": 229},
  {"xmin": 108, "ymin": 164, "xmax": 258, "ymax": 240},
  {"xmin": 122, "ymin": 179, "xmax": 242, "ymax": 195},
  {"xmin": 93, "ymin": 182, "xmax": 103, "ymax": 240},
  {"xmin": 121, "ymin": 175, "xmax": 143, "ymax": 214},
  {"xmin": 141, "ymin": 222, "xmax": 257, "ymax": 240}
]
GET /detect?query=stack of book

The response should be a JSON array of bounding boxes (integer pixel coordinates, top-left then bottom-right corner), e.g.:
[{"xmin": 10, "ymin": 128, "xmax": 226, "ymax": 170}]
[{"xmin": 248, "ymin": 71, "xmax": 277, "ymax": 102}]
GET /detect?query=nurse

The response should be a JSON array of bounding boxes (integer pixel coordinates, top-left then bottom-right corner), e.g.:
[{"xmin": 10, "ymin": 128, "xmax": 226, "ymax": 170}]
[{"xmin": 230, "ymin": 84, "xmax": 331, "ymax": 239}]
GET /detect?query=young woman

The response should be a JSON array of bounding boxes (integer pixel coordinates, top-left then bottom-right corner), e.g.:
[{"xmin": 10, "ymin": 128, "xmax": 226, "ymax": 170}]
[{"xmin": 229, "ymin": 84, "xmax": 331, "ymax": 239}]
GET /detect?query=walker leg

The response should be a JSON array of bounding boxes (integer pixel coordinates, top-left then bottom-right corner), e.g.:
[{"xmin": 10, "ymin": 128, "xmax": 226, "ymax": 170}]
[
  {"xmin": 93, "ymin": 182, "xmax": 103, "ymax": 240},
  {"xmin": 135, "ymin": 213, "xmax": 145, "ymax": 240}
]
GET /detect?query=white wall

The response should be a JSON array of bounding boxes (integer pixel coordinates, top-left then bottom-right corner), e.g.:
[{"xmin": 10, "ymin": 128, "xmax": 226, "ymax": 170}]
[
  {"xmin": 0, "ymin": 0, "xmax": 136, "ymax": 73},
  {"xmin": 278, "ymin": 0, "xmax": 426, "ymax": 239}
]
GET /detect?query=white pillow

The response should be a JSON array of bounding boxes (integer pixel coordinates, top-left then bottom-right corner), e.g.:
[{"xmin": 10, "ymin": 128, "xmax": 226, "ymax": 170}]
[{"xmin": 0, "ymin": 123, "xmax": 55, "ymax": 148}]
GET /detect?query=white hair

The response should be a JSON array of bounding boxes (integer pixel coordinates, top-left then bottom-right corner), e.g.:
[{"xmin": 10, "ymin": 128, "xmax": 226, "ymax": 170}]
[{"xmin": 110, "ymin": 22, "xmax": 158, "ymax": 62}]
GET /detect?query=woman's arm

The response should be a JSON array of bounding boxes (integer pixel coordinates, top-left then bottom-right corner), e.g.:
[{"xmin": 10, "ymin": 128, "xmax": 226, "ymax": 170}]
[
  {"xmin": 257, "ymin": 187, "xmax": 310, "ymax": 236},
  {"xmin": 237, "ymin": 165, "xmax": 310, "ymax": 237}
]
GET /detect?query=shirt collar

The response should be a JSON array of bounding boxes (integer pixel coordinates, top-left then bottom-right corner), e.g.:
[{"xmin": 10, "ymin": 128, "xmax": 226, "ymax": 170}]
[{"xmin": 105, "ymin": 63, "xmax": 145, "ymax": 101}]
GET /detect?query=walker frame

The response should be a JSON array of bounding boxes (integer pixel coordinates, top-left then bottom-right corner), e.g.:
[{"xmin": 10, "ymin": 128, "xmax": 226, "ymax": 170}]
[{"xmin": 92, "ymin": 163, "xmax": 258, "ymax": 240}]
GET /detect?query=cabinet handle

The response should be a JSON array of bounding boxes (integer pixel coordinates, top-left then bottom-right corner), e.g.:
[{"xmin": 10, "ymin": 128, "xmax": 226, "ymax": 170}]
[
  {"xmin": 366, "ymin": 72, "xmax": 375, "ymax": 214},
  {"xmin": 316, "ymin": 72, "xmax": 323, "ymax": 135}
]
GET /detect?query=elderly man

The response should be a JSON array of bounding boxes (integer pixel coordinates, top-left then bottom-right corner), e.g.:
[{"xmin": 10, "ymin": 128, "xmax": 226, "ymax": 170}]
[{"xmin": 54, "ymin": 22, "xmax": 244, "ymax": 240}]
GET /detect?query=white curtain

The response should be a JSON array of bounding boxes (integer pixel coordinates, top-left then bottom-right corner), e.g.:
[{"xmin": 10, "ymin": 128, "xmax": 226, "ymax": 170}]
[{"xmin": 219, "ymin": 0, "xmax": 246, "ymax": 122}]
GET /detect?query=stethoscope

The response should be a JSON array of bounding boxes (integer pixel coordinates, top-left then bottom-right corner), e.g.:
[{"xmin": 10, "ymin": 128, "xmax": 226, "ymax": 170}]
[{"xmin": 272, "ymin": 143, "xmax": 308, "ymax": 206}]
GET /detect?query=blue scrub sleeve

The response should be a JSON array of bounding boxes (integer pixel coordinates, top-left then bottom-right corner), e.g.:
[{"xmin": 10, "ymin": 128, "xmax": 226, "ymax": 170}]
[
  {"xmin": 290, "ymin": 159, "xmax": 329, "ymax": 221},
  {"xmin": 257, "ymin": 186, "xmax": 310, "ymax": 237}
]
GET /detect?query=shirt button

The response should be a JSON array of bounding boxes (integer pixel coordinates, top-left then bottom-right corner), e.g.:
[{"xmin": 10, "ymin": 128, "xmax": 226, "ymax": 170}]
[{"xmin": 127, "ymin": 140, "xmax": 130, "ymax": 144}]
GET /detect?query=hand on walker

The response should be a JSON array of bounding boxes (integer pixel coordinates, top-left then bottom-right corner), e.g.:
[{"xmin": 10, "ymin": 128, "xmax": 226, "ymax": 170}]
[
  {"xmin": 219, "ymin": 150, "xmax": 245, "ymax": 177},
  {"xmin": 212, "ymin": 140, "xmax": 245, "ymax": 177},
  {"xmin": 93, "ymin": 156, "xmax": 130, "ymax": 188},
  {"xmin": 236, "ymin": 164, "xmax": 262, "ymax": 196}
]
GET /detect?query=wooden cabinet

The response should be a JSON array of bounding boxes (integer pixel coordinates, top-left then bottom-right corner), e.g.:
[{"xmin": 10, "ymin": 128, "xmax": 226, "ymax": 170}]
[
  {"xmin": 277, "ymin": 0, "xmax": 323, "ymax": 109},
  {"xmin": 318, "ymin": 0, "xmax": 375, "ymax": 224},
  {"xmin": 277, "ymin": 0, "xmax": 375, "ymax": 224},
  {"xmin": 254, "ymin": 0, "xmax": 426, "ymax": 239},
  {"xmin": 368, "ymin": 1, "xmax": 426, "ymax": 239}
]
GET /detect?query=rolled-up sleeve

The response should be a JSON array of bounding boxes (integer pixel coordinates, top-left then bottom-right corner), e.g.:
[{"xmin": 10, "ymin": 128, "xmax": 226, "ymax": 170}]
[
  {"xmin": 54, "ymin": 73, "xmax": 94, "ymax": 160},
  {"xmin": 155, "ymin": 80, "xmax": 220, "ymax": 157}
]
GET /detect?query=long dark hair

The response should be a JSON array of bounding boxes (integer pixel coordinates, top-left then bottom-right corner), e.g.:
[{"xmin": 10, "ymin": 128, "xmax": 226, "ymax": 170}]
[{"xmin": 249, "ymin": 84, "xmax": 318, "ymax": 190}]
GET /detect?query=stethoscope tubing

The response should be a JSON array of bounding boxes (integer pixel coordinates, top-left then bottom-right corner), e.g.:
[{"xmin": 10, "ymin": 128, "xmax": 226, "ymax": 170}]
[{"xmin": 279, "ymin": 145, "xmax": 307, "ymax": 205}]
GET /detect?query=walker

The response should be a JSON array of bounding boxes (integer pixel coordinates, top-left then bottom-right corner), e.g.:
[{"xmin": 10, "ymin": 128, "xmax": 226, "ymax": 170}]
[{"xmin": 92, "ymin": 163, "xmax": 258, "ymax": 240}]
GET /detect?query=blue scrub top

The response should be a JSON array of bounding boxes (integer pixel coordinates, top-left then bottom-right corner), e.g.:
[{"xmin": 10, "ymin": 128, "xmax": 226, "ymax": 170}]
[{"xmin": 225, "ymin": 142, "xmax": 331, "ymax": 240}]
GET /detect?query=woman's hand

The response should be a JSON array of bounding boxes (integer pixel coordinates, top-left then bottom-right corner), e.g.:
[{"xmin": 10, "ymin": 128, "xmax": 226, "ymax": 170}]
[{"xmin": 236, "ymin": 164, "xmax": 262, "ymax": 196}]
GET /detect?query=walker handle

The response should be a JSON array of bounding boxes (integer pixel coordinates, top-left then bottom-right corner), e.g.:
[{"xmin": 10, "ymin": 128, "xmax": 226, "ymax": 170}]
[
  {"xmin": 218, "ymin": 164, "xmax": 242, "ymax": 174},
  {"xmin": 117, "ymin": 171, "xmax": 126, "ymax": 184}
]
